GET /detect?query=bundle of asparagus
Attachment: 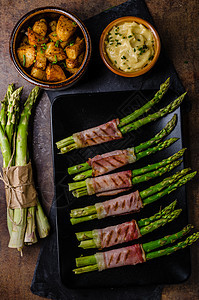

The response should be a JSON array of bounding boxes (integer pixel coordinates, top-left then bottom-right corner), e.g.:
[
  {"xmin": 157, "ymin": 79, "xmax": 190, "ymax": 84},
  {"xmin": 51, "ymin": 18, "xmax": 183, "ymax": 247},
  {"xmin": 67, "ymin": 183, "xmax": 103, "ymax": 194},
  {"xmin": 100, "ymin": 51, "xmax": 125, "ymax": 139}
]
[
  {"xmin": 76, "ymin": 200, "xmax": 182, "ymax": 249},
  {"xmin": 68, "ymin": 149, "xmax": 185, "ymax": 197},
  {"xmin": 68, "ymin": 115, "xmax": 177, "ymax": 181},
  {"xmin": 56, "ymin": 78, "xmax": 187, "ymax": 154},
  {"xmin": 73, "ymin": 226, "xmax": 199, "ymax": 274},
  {"xmin": 70, "ymin": 168, "xmax": 196, "ymax": 225},
  {"xmin": 0, "ymin": 84, "xmax": 50, "ymax": 253}
]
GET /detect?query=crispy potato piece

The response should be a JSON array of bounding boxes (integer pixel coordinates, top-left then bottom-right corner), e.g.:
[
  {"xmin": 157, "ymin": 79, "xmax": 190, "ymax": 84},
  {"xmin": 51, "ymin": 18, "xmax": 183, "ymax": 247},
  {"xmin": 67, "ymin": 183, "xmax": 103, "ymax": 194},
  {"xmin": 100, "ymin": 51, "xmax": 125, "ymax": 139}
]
[
  {"xmin": 48, "ymin": 31, "xmax": 72, "ymax": 48},
  {"xmin": 48, "ymin": 31, "xmax": 59, "ymax": 42},
  {"xmin": 45, "ymin": 42, "xmax": 66, "ymax": 62},
  {"xmin": 78, "ymin": 52, "xmax": 85, "ymax": 65},
  {"xmin": 65, "ymin": 37, "xmax": 84, "ymax": 59},
  {"xmin": 66, "ymin": 67, "xmax": 79, "ymax": 74},
  {"xmin": 32, "ymin": 19, "xmax": 48, "ymax": 37},
  {"xmin": 49, "ymin": 20, "xmax": 57, "ymax": 32},
  {"xmin": 46, "ymin": 64, "xmax": 66, "ymax": 81},
  {"xmin": 65, "ymin": 58, "xmax": 79, "ymax": 69},
  {"xmin": 17, "ymin": 45, "xmax": 36, "ymax": 68},
  {"xmin": 34, "ymin": 47, "xmax": 47, "ymax": 70},
  {"xmin": 28, "ymin": 28, "xmax": 48, "ymax": 46},
  {"xmin": 56, "ymin": 15, "xmax": 77, "ymax": 42},
  {"xmin": 31, "ymin": 66, "xmax": 47, "ymax": 80}
]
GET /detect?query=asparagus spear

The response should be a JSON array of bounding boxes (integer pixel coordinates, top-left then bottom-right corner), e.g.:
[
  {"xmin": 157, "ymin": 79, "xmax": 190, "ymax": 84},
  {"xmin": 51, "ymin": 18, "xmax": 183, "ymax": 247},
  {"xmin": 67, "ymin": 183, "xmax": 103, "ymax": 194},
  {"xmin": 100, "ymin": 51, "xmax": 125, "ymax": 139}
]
[
  {"xmin": 73, "ymin": 137, "xmax": 179, "ymax": 181},
  {"xmin": 57, "ymin": 91, "xmax": 186, "ymax": 154},
  {"xmin": 78, "ymin": 206, "xmax": 182, "ymax": 249},
  {"xmin": 5, "ymin": 87, "xmax": 23, "ymax": 145},
  {"xmin": 68, "ymin": 148, "xmax": 185, "ymax": 197},
  {"xmin": 70, "ymin": 168, "xmax": 193, "ymax": 225},
  {"xmin": 0, "ymin": 84, "xmax": 15, "ymax": 131},
  {"xmin": 120, "ymin": 93, "xmax": 186, "ymax": 134},
  {"xmin": 68, "ymin": 114, "xmax": 177, "ymax": 177},
  {"xmin": 118, "ymin": 78, "xmax": 170, "ymax": 127},
  {"xmin": 73, "ymin": 226, "xmax": 197, "ymax": 274}
]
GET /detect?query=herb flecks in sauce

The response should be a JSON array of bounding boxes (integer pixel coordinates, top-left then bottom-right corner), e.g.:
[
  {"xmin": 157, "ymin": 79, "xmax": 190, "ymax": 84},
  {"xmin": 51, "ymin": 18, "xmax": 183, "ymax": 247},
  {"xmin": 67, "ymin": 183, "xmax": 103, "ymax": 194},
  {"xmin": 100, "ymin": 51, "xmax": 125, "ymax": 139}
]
[{"xmin": 105, "ymin": 21, "xmax": 155, "ymax": 72}]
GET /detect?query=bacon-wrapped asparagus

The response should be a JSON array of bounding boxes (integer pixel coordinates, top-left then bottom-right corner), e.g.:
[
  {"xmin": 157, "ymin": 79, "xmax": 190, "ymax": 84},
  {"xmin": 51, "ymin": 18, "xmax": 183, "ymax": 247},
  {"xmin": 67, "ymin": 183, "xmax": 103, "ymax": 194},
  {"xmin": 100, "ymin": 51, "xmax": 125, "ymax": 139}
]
[
  {"xmin": 56, "ymin": 79, "xmax": 186, "ymax": 154},
  {"xmin": 68, "ymin": 115, "xmax": 177, "ymax": 180},
  {"xmin": 69, "ymin": 149, "xmax": 185, "ymax": 197},
  {"xmin": 73, "ymin": 226, "xmax": 198, "ymax": 274},
  {"xmin": 76, "ymin": 201, "xmax": 181, "ymax": 249},
  {"xmin": 70, "ymin": 169, "xmax": 195, "ymax": 225}
]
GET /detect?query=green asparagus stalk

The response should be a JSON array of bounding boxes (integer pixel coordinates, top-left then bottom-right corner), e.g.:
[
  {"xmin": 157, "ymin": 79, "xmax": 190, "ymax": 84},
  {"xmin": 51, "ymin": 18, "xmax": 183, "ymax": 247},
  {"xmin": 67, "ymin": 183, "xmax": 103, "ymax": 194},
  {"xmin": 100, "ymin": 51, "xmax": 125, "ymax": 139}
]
[
  {"xmin": 146, "ymin": 232, "xmax": 199, "ymax": 260},
  {"xmin": 76, "ymin": 201, "xmax": 177, "ymax": 242},
  {"xmin": 69, "ymin": 148, "xmax": 185, "ymax": 196},
  {"xmin": 137, "ymin": 200, "xmax": 177, "ymax": 227},
  {"xmin": 78, "ymin": 208, "xmax": 182, "ymax": 249},
  {"xmin": 134, "ymin": 114, "xmax": 177, "ymax": 153},
  {"xmin": 5, "ymin": 87, "xmax": 23, "ymax": 145},
  {"xmin": 142, "ymin": 171, "xmax": 197, "ymax": 206},
  {"xmin": 0, "ymin": 84, "xmax": 15, "ymax": 131},
  {"xmin": 24, "ymin": 207, "xmax": 38, "ymax": 245},
  {"xmin": 143, "ymin": 224, "xmax": 193, "ymax": 253},
  {"xmin": 120, "ymin": 93, "xmax": 186, "ymax": 134},
  {"xmin": 73, "ymin": 228, "xmax": 198, "ymax": 274},
  {"xmin": 68, "ymin": 114, "xmax": 177, "ymax": 177},
  {"xmin": 118, "ymin": 78, "xmax": 170, "ymax": 127},
  {"xmin": 69, "ymin": 168, "xmax": 192, "ymax": 225}
]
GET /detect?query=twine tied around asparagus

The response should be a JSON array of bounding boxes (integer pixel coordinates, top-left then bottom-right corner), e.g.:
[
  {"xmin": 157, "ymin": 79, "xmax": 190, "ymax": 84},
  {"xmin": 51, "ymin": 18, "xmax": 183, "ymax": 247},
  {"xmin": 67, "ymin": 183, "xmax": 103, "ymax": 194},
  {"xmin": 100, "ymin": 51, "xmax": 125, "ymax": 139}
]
[{"xmin": 0, "ymin": 133, "xmax": 37, "ymax": 225}]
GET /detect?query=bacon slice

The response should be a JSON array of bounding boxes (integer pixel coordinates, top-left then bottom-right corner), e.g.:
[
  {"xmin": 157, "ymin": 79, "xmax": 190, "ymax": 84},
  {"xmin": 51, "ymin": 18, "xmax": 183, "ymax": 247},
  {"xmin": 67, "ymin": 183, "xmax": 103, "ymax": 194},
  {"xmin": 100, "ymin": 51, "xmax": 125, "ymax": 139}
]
[
  {"xmin": 87, "ymin": 147, "xmax": 136, "ymax": 176},
  {"xmin": 93, "ymin": 220, "xmax": 141, "ymax": 249},
  {"xmin": 95, "ymin": 244, "xmax": 146, "ymax": 271},
  {"xmin": 86, "ymin": 170, "xmax": 132, "ymax": 196},
  {"xmin": 72, "ymin": 119, "xmax": 122, "ymax": 148},
  {"xmin": 95, "ymin": 190, "xmax": 143, "ymax": 219}
]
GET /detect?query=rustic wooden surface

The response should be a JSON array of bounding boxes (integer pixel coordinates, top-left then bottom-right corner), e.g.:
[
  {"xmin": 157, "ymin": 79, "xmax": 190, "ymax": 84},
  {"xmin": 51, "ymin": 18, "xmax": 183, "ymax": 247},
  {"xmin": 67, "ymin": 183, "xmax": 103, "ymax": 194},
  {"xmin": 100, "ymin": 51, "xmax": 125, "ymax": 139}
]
[{"xmin": 0, "ymin": 0, "xmax": 198, "ymax": 299}]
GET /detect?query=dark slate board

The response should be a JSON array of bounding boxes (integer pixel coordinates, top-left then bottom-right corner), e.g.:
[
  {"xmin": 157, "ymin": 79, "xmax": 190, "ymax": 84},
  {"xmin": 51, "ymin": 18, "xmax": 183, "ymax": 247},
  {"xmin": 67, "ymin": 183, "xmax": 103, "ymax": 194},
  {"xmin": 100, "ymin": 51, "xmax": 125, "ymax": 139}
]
[{"xmin": 31, "ymin": 0, "xmax": 189, "ymax": 299}]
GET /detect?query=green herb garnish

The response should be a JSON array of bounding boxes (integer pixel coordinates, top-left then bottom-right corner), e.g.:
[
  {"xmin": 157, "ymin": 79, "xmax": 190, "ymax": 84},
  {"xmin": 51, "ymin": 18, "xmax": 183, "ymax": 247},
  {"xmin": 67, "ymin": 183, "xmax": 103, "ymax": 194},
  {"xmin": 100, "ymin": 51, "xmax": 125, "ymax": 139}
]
[
  {"xmin": 23, "ymin": 54, "xmax": 26, "ymax": 66},
  {"xmin": 121, "ymin": 56, "xmax": 126, "ymax": 59},
  {"xmin": 128, "ymin": 35, "xmax": 132, "ymax": 38},
  {"xmin": 52, "ymin": 34, "xmax": 57, "ymax": 37},
  {"xmin": 55, "ymin": 40, "xmax": 60, "ymax": 47},
  {"xmin": 52, "ymin": 55, "xmax": 58, "ymax": 64},
  {"xmin": 72, "ymin": 22, "xmax": 76, "ymax": 26}
]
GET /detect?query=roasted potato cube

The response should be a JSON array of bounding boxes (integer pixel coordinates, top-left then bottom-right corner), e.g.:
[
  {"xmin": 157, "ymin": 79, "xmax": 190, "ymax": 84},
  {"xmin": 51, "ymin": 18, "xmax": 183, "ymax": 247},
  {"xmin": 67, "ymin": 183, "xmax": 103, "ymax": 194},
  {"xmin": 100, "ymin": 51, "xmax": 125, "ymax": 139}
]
[
  {"xmin": 17, "ymin": 45, "xmax": 36, "ymax": 68},
  {"xmin": 56, "ymin": 15, "xmax": 77, "ymax": 42},
  {"xmin": 34, "ymin": 47, "xmax": 47, "ymax": 70},
  {"xmin": 65, "ymin": 58, "xmax": 79, "ymax": 69},
  {"xmin": 78, "ymin": 52, "xmax": 85, "ymax": 65},
  {"xmin": 32, "ymin": 19, "xmax": 48, "ymax": 37},
  {"xmin": 48, "ymin": 31, "xmax": 59, "ymax": 43},
  {"xmin": 46, "ymin": 64, "xmax": 66, "ymax": 81},
  {"xmin": 31, "ymin": 66, "xmax": 47, "ymax": 80},
  {"xmin": 65, "ymin": 37, "xmax": 84, "ymax": 59},
  {"xmin": 66, "ymin": 67, "xmax": 79, "ymax": 74},
  {"xmin": 49, "ymin": 32, "xmax": 73, "ymax": 48},
  {"xmin": 45, "ymin": 42, "xmax": 66, "ymax": 62},
  {"xmin": 28, "ymin": 28, "xmax": 48, "ymax": 46},
  {"xmin": 49, "ymin": 20, "xmax": 57, "ymax": 32}
]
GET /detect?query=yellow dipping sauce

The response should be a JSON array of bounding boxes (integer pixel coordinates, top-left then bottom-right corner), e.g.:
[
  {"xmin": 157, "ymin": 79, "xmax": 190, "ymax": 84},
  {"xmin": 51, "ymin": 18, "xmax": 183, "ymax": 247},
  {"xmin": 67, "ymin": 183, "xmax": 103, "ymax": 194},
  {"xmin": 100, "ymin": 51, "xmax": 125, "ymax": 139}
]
[{"xmin": 105, "ymin": 21, "xmax": 155, "ymax": 72}]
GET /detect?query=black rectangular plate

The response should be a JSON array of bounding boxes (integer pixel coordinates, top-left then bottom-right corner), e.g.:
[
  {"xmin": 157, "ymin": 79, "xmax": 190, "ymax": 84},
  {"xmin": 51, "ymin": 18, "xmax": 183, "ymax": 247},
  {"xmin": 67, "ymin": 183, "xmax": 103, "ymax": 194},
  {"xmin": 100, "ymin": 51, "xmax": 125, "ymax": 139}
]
[{"xmin": 51, "ymin": 89, "xmax": 190, "ymax": 289}]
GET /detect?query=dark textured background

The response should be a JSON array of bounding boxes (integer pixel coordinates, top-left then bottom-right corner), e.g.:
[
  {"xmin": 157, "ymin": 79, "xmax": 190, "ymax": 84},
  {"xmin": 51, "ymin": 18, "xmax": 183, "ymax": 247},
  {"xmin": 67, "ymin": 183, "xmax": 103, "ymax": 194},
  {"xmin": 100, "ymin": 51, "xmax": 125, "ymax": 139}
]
[{"xmin": 0, "ymin": 0, "xmax": 199, "ymax": 299}]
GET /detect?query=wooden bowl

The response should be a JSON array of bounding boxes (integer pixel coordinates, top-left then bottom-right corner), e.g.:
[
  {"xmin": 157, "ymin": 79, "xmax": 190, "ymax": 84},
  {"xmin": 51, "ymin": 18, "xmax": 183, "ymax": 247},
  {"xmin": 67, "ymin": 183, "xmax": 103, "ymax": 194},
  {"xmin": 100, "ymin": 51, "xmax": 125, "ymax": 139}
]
[
  {"xmin": 9, "ymin": 7, "xmax": 92, "ymax": 90},
  {"xmin": 99, "ymin": 16, "xmax": 161, "ymax": 77}
]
